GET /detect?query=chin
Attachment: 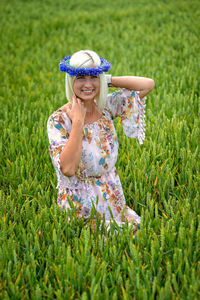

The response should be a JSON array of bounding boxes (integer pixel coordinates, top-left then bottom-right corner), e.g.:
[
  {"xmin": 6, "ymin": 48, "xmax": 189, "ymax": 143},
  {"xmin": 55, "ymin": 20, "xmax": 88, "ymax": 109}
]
[
  {"xmin": 79, "ymin": 94, "xmax": 97, "ymax": 102},
  {"xmin": 79, "ymin": 97, "xmax": 94, "ymax": 102}
]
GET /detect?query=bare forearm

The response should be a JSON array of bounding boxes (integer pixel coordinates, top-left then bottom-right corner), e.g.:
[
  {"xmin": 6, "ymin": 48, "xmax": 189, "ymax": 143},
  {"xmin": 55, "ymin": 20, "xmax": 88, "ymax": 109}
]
[
  {"xmin": 111, "ymin": 76, "xmax": 154, "ymax": 98},
  {"xmin": 60, "ymin": 120, "xmax": 83, "ymax": 177}
]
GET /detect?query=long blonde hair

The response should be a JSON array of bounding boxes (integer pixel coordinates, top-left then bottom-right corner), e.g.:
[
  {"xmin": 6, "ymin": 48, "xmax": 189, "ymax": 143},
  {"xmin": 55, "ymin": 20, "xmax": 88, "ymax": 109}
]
[{"xmin": 65, "ymin": 50, "xmax": 108, "ymax": 111}]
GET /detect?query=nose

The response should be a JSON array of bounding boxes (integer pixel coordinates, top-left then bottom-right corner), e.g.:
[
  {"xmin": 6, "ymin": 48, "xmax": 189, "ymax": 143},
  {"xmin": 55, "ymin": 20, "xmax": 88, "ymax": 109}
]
[{"xmin": 84, "ymin": 78, "xmax": 93, "ymax": 87}]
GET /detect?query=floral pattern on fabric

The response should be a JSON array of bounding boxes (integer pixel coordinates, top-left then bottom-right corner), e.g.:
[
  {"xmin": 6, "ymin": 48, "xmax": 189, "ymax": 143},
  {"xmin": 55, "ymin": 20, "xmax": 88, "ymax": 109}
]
[
  {"xmin": 47, "ymin": 89, "xmax": 146, "ymax": 234},
  {"xmin": 106, "ymin": 88, "xmax": 146, "ymax": 144}
]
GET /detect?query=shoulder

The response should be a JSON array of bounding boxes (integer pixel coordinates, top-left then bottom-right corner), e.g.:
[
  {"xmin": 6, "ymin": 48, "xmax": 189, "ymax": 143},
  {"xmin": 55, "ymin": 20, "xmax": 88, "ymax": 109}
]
[
  {"xmin": 47, "ymin": 105, "xmax": 71, "ymax": 130},
  {"xmin": 106, "ymin": 88, "xmax": 135, "ymax": 101},
  {"xmin": 106, "ymin": 88, "xmax": 134, "ymax": 105}
]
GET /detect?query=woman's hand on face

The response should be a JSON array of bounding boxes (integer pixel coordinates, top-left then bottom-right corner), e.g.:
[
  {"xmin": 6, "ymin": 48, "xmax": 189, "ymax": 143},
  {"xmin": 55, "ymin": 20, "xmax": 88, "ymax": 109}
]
[{"xmin": 65, "ymin": 95, "xmax": 86, "ymax": 126}]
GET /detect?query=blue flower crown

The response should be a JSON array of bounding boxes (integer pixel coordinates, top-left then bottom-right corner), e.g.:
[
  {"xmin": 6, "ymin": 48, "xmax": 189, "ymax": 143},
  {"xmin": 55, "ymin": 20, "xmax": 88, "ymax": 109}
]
[{"xmin": 59, "ymin": 56, "xmax": 111, "ymax": 76}]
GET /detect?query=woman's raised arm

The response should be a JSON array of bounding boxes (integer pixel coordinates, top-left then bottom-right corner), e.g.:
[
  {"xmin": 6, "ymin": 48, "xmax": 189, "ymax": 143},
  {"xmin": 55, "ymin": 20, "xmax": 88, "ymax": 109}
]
[{"xmin": 110, "ymin": 76, "xmax": 154, "ymax": 99}]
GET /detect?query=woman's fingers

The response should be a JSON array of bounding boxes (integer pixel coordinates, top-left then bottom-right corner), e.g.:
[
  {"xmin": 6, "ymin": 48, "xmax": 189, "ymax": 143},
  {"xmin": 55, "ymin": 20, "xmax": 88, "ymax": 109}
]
[
  {"xmin": 72, "ymin": 95, "xmax": 78, "ymax": 104},
  {"xmin": 72, "ymin": 95, "xmax": 86, "ymax": 116},
  {"xmin": 76, "ymin": 98, "xmax": 86, "ymax": 110},
  {"xmin": 63, "ymin": 96, "xmax": 86, "ymax": 123},
  {"xmin": 72, "ymin": 95, "xmax": 84, "ymax": 108},
  {"xmin": 77, "ymin": 97, "xmax": 83, "ymax": 106}
]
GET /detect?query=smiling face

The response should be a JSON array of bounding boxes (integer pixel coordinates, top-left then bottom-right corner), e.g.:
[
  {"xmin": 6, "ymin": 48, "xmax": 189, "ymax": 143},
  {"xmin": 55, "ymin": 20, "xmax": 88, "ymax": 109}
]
[{"xmin": 73, "ymin": 75, "xmax": 100, "ymax": 102}]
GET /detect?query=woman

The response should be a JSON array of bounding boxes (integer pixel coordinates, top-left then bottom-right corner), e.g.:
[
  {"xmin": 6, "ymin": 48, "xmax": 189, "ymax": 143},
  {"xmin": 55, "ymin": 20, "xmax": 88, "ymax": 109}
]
[{"xmin": 47, "ymin": 50, "xmax": 154, "ymax": 237}]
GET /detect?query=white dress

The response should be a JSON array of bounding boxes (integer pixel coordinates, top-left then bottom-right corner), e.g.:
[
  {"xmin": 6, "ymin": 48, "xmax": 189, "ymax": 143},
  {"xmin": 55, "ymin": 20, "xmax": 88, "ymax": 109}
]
[{"xmin": 47, "ymin": 88, "xmax": 146, "ymax": 234}]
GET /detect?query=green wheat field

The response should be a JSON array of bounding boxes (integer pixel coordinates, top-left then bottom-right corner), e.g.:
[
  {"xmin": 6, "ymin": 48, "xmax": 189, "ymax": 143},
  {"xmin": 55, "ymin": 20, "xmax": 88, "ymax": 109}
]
[{"xmin": 0, "ymin": 0, "xmax": 199, "ymax": 299}]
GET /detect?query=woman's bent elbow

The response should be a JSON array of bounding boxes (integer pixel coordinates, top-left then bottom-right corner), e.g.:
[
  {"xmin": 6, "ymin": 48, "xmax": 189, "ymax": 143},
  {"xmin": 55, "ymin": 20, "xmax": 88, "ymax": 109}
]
[
  {"xmin": 149, "ymin": 79, "xmax": 155, "ymax": 90},
  {"xmin": 60, "ymin": 165, "xmax": 75, "ymax": 177}
]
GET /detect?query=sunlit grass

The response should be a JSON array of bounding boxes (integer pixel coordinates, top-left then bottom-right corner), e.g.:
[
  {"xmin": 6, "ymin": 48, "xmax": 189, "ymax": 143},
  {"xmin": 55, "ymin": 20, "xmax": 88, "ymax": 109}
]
[{"xmin": 0, "ymin": 0, "xmax": 199, "ymax": 299}]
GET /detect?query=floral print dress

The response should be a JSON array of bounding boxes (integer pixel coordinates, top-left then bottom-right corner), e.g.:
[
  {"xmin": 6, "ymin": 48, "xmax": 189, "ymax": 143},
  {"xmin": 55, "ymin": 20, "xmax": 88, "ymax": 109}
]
[{"xmin": 47, "ymin": 88, "xmax": 146, "ymax": 235}]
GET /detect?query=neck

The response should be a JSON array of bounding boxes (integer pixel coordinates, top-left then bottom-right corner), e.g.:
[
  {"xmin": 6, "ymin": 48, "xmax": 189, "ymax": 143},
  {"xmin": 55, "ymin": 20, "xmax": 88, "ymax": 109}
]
[{"xmin": 81, "ymin": 99, "xmax": 96, "ymax": 113}]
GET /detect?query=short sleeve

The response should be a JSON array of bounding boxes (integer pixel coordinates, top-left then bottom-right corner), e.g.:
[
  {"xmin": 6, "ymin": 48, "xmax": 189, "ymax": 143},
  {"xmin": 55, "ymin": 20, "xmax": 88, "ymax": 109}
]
[
  {"xmin": 106, "ymin": 88, "xmax": 146, "ymax": 144},
  {"xmin": 47, "ymin": 109, "xmax": 71, "ymax": 171}
]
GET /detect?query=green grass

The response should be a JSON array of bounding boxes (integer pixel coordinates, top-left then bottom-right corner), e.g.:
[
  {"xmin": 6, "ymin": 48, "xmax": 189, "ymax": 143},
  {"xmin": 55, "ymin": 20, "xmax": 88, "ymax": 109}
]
[{"xmin": 0, "ymin": 0, "xmax": 200, "ymax": 299}]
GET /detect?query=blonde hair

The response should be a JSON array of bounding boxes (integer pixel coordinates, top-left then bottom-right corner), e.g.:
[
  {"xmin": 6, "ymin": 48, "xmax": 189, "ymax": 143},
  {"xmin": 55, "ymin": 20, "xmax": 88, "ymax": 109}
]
[{"xmin": 65, "ymin": 50, "xmax": 108, "ymax": 111}]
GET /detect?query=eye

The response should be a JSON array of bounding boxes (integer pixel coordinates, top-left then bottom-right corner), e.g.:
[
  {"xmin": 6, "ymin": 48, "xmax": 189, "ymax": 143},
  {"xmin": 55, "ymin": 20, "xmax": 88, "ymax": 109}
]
[{"xmin": 91, "ymin": 75, "xmax": 98, "ymax": 79}]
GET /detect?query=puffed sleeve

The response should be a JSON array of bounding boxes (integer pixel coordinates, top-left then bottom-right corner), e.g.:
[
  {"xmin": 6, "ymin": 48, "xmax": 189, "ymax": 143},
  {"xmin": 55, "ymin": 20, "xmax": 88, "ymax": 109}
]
[
  {"xmin": 106, "ymin": 88, "xmax": 146, "ymax": 144},
  {"xmin": 47, "ymin": 109, "xmax": 71, "ymax": 172}
]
